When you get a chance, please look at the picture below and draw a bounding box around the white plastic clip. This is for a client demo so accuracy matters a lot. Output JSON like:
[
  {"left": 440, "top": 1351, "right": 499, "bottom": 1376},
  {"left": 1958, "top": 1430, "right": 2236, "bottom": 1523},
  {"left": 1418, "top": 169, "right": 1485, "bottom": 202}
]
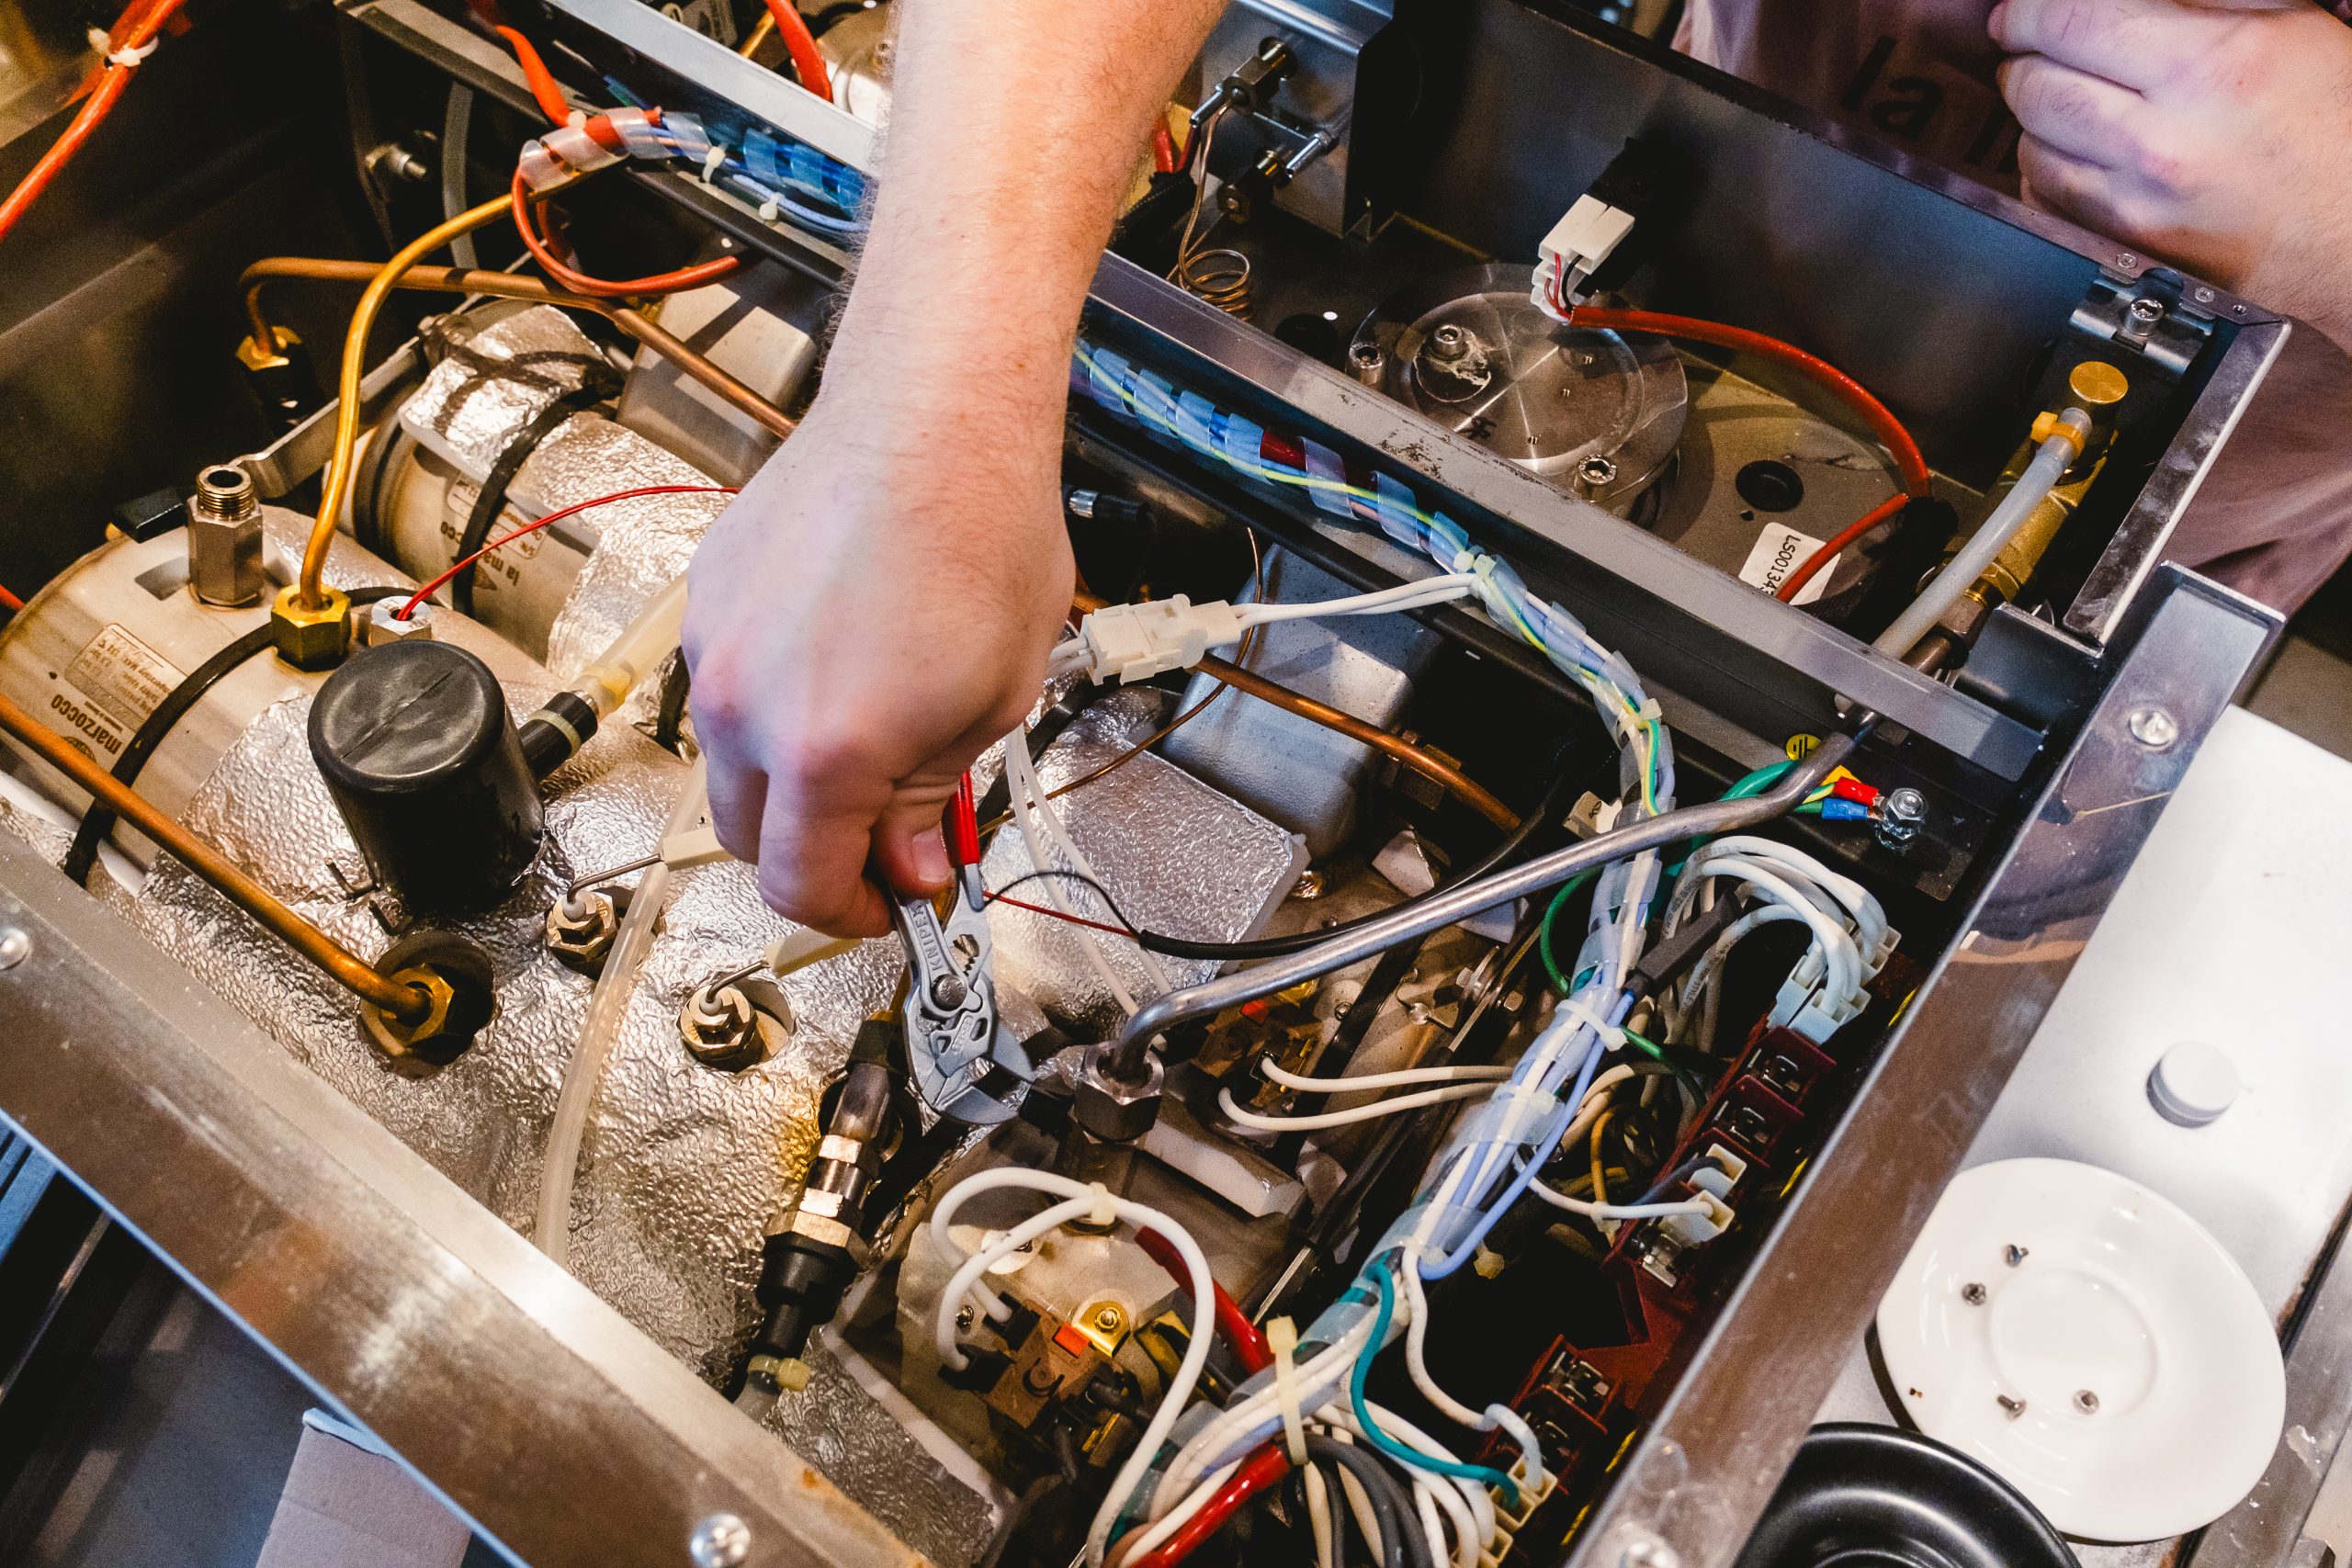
[
  {"left": 1085, "top": 1182, "right": 1116, "bottom": 1229},
  {"left": 701, "top": 144, "right": 727, "bottom": 184},
  {"left": 1267, "top": 1317, "right": 1308, "bottom": 1465},
  {"left": 1553, "top": 998, "right": 1625, "bottom": 1051},
  {"left": 89, "top": 28, "right": 159, "bottom": 65}
]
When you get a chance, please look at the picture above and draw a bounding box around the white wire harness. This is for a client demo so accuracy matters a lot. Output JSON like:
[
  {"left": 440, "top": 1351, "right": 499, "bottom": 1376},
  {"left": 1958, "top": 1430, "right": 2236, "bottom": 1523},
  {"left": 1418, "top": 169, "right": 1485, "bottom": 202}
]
[
  {"left": 926, "top": 1169, "right": 1216, "bottom": 1568},
  {"left": 1662, "top": 835, "right": 1896, "bottom": 1043},
  {"left": 1069, "top": 575, "right": 1481, "bottom": 686}
]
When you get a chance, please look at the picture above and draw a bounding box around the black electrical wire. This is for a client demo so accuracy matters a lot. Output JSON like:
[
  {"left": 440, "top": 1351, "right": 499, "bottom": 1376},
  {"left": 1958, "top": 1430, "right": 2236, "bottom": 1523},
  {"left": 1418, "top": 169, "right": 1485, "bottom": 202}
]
[
  {"left": 1303, "top": 1434, "right": 1427, "bottom": 1568},
  {"left": 62, "top": 585, "right": 413, "bottom": 886},
  {"left": 450, "top": 381, "right": 613, "bottom": 615}
]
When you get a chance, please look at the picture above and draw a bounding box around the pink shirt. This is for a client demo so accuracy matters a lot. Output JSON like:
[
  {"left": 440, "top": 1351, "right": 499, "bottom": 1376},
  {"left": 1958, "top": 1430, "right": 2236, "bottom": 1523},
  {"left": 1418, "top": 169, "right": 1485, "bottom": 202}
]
[{"left": 1679, "top": 0, "right": 2352, "bottom": 614}]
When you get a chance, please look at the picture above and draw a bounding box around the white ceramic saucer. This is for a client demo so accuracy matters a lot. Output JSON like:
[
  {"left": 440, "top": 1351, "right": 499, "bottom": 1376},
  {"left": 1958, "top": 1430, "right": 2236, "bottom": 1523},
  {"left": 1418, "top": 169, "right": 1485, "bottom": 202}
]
[{"left": 1876, "top": 1156, "right": 2283, "bottom": 1541}]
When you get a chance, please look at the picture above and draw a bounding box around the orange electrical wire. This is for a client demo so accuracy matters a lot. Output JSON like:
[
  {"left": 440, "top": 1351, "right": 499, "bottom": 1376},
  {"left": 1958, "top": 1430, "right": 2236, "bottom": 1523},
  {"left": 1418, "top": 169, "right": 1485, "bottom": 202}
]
[
  {"left": 510, "top": 169, "right": 742, "bottom": 298},
  {"left": 758, "top": 0, "right": 832, "bottom": 101},
  {"left": 0, "top": 0, "right": 188, "bottom": 248},
  {"left": 0, "top": 581, "right": 23, "bottom": 614},
  {"left": 1771, "top": 492, "right": 1911, "bottom": 604},
  {"left": 492, "top": 24, "right": 572, "bottom": 127}
]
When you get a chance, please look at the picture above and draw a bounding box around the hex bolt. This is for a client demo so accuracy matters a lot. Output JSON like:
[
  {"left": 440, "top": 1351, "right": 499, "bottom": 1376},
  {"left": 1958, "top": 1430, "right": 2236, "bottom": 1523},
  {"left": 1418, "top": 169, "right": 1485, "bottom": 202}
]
[
  {"left": 1997, "top": 1394, "right": 2027, "bottom": 1419},
  {"left": 1293, "top": 869, "right": 1326, "bottom": 900},
  {"left": 2075, "top": 1389, "right": 2100, "bottom": 1415},
  {"left": 363, "top": 597, "right": 435, "bottom": 647},
  {"left": 1874, "top": 786, "right": 1928, "bottom": 849},
  {"left": 679, "top": 985, "right": 763, "bottom": 1069},
  {"left": 687, "top": 1512, "right": 752, "bottom": 1568},
  {"left": 2128, "top": 706, "right": 2179, "bottom": 750},
  {"left": 1429, "top": 323, "right": 1473, "bottom": 363},
  {"left": 1961, "top": 1281, "right": 1987, "bottom": 1305},
  {"left": 2005, "top": 1243, "right": 2030, "bottom": 1267},
  {"left": 0, "top": 927, "right": 29, "bottom": 970}
]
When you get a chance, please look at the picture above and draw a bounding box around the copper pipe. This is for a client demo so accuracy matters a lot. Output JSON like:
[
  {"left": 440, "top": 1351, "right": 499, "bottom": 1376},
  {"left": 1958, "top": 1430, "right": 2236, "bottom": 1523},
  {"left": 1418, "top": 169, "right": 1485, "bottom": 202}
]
[
  {"left": 1193, "top": 652, "right": 1520, "bottom": 830},
  {"left": 238, "top": 259, "right": 797, "bottom": 442},
  {"left": 0, "top": 692, "right": 430, "bottom": 1022}
]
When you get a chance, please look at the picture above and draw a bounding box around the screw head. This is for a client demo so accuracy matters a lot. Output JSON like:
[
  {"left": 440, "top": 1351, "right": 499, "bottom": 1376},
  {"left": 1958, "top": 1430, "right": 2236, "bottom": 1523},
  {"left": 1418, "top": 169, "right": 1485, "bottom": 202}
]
[
  {"left": 688, "top": 1512, "right": 751, "bottom": 1568},
  {"left": 0, "top": 928, "right": 28, "bottom": 971},
  {"left": 2128, "top": 298, "right": 2164, "bottom": 323},
  {"left": 1875, "top": 787, "right": 1928, "bottom": 849},
  {"left": 1349, "top": 340, "right": 1383, "bottom": 367},
  {"left": 1577, "top": 455, "right": 1621, "bottom": 489},
  {"left": 2117, "top": 253, "right": 2138, "bottom": 269},
  {"left": 1092, "top": 1303, "right": 1125, "bottom": 1334},
  {"left": 1430, "top": 323, "right": 1472, "bottom": 360},
  {"left": 1996, "top": 1393, "right": 2028, "bottom": 1419},
  {"left": 1619, "top": 1529, "right": 1680, "bottom": 1568},
  {"left": 1961, "top": 1281, "right": 1987, "bottom": 1305},
  {"left": 2075, "top": 1388, "right": 2100, "bottom": 1414},
  {"left": 955, "top": 1303, "right": 977, "bottom": 1335},
  {"left": 2195, "top": 287, "right": 2217, "bottom": 305},
  {"left": 1292, "top": 869, "right": 1326, "bottom": 900},
  {"left": 2004, "top": 1243, "right": 2030, "bottom": 1267},
  {"left": 2128, "top": 706, "right": 2179, "bottom": 750}
]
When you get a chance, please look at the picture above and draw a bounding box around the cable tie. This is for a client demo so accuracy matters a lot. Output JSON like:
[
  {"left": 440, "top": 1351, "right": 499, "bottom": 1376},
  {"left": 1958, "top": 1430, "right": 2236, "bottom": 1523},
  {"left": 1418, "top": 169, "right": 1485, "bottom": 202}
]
[
  {"left": 701, "top": 143, "right": 727, "bottom": 184},
  {"left": 1267, "top": 1317, "right": 1307, "bottom": 1465},
  {"left": 1554, "top": 998, "right": 1625, "bottom": 1050},
  {"left": 90, "top": 28, "right": 159, "bottom": 65},
  {"left": 1086, "top": 1182, "right": 1116, "bottom": 1229}
]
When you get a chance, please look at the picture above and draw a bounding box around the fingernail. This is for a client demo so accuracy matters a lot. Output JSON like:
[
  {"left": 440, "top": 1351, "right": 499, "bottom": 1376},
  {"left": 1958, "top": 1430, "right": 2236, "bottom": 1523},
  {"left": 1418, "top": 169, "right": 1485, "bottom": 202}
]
[{"left": 911, "top": 828, "right": 951, "bottom": 886}]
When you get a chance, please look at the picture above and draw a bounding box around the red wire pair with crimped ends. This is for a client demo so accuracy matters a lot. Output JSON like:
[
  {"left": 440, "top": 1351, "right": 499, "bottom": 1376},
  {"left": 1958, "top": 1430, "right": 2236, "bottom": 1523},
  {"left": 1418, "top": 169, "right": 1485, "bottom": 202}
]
[
  {"left": 0, "top": 0, "right": 191, "bottom": 248},
  {"left": 394, "top": 484, "right": 737, "bottom": 622},
  {"left": 1562, "top": 302, "right": 1936, "bottom": 605}
]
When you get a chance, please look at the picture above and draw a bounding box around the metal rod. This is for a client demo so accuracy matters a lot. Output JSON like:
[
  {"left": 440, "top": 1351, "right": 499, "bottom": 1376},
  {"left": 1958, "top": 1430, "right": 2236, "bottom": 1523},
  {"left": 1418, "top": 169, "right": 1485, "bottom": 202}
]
[
  {"left": 238, "top": 259, "right": 797, "bottom": 442},
  {"left": 0, "top": 693, "right": 431, "bottom": 1022},
  {"left": 1105, "top": 730, "right": 1860, "bottom": 1078},
  {"left": 567, "top": 852, "right": 662, "bottom": 896}
]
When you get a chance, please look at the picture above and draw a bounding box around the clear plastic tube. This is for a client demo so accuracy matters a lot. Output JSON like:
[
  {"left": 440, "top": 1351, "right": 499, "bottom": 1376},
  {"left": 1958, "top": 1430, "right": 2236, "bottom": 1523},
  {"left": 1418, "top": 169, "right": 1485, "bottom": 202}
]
[
  {"left": 535, "top": 758, "right": 707, "bottom": 1264},
  {"left": 572, "top": 576, "right": 687, "bottom": 719},
  {"left": 1873, "top": 418, "right": 2086, "bottom": 658}
]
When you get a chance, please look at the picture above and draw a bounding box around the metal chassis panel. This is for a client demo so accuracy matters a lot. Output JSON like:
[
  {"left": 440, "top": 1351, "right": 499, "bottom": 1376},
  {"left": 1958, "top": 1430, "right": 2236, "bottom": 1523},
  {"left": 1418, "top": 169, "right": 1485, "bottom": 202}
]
[{"left": 0, "top": 835, "right": 918, "bottom": 1568}]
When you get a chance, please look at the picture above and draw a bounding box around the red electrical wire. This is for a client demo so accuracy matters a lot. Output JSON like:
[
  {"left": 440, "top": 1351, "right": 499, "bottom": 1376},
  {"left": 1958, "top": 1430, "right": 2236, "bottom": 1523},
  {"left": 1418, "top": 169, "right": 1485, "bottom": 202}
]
[
  {"left": 1564, "top": 304, "right": 1933, "bottom": 607},
  {"left": 396, "top": 484, "right": 736, "bottom": 620},
  {"left": 1135, "top": 1228, "right": 1272, "bottom": 1373},
  {"left": 492, "top": 24, "right": 572, "bottom": 126},
  {"left": 1153, "top": 123, "right": 1179, "bottom": 175},
  {"left": 759, "top": 0, "right": 832, "bottom": 101},
  {"left": 1770, "top": 492, "right": 1909, "bottom": 604},
  {"left": 511, "top": 169, "right": 743, "bottom": 298},
  {"left": 0, "top": 0, "right": 188, "bottom": 248},
  {"left": 0, "top": 582, "right": 23, "bottom": 615},
  {"left": 985, "top": 892, "right": 1132, "bottom": 938},
  {"left": 1567, "top": 305, "right": 1931, "bottom": 497},
  {"left": 1121, "top": 1441, "right": 1292, "bottom": 1568}
]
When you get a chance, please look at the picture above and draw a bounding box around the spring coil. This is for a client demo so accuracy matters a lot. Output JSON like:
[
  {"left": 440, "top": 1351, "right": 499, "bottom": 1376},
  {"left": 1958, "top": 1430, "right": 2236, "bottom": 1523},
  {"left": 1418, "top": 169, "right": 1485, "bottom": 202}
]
[{"left": 1174, "top": 248, "right": 1254, "bottom": 321}]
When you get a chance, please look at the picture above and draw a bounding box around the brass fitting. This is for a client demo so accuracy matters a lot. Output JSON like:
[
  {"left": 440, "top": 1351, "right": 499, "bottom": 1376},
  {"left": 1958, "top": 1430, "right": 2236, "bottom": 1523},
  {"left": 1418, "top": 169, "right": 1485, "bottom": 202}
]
[
  {"left": 234, "top": 323, "right": 301, "bottom": 374},
  {"left": 271, "top": 582, "right": 352, "bottom": 671},
  {"left": 188, "top": 464, "right": 265, "bottom": 608},
  {"left": 359, "top": 966, "right": 463, "bottom": 1076}
]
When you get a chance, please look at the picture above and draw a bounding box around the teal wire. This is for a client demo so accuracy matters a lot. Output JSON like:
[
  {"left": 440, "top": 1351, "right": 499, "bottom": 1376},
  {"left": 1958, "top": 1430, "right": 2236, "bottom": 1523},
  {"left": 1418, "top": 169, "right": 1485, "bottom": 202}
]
[{"left": 1349, "top": 1258, "right": 1522, "bottom": 1508}]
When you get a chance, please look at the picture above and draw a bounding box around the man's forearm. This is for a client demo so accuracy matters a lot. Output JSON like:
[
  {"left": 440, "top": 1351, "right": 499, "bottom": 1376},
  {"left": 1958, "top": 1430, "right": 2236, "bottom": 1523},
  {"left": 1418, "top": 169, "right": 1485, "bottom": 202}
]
[{"left": 828, "top": 0, "right": 1227, "bottom": 423}]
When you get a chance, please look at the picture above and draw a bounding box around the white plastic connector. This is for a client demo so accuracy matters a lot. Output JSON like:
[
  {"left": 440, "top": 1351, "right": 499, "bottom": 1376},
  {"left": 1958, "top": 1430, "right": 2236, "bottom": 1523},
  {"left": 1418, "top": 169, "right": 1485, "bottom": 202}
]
[
  {"left": 1693, "top": 1144, "right": 1748, "bottom": 1201},
  {"left": 1658, "top": 1190, "right": 1735, "bottom": 1247},
  {"left": 1075, "top": 596, "right": 1247, "bottom": 684},
  {"left": 1492, "top": 1458, "right": 1556, "bottom": 1529},
  {"left": 1533, "top": 196, "right": 1636, "bottom": 322},
  {"left": 660, "top": 824, "right": 730, "bottom": 871}
]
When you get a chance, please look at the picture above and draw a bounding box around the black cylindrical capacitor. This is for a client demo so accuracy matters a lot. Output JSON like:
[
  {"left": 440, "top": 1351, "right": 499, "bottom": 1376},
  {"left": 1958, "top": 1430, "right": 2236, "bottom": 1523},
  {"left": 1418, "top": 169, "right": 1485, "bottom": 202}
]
[{"left": 308, "top": 640, "right": 544, "bottom": 914}]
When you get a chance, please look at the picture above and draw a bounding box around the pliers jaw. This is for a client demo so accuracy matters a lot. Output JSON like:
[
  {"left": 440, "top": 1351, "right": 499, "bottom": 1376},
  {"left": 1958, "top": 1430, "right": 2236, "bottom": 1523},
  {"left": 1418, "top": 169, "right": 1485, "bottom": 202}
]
[{"left": 894, "top": 773, "right": 1034, "bottom": 1125}]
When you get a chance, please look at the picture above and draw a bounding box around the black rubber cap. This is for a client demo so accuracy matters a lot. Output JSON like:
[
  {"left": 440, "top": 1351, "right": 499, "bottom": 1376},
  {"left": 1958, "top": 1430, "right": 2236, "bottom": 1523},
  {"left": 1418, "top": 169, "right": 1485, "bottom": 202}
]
[
  {"left": 309, "top": 640, "right": 544, "bottom": 914},
  {"left": 1735, "top": 1425, "right": 2077, "bottom": 1568}
]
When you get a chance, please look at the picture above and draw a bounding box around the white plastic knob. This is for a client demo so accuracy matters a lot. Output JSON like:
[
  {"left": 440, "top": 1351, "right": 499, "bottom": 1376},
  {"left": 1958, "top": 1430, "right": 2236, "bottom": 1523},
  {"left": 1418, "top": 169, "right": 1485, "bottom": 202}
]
[{"left": 2148, "top": 1041, "right": 2239, "bottom": 1127}]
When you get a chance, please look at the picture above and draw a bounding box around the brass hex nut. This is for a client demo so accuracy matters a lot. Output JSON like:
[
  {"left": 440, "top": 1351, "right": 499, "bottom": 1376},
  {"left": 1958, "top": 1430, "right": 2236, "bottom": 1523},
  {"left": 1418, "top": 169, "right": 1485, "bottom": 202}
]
[
  {"left": 359, "top": 966, "right": 462, "bottom": 1077},
  {"left": 272, "top": 583, "right": 353, "bottom": 671}
]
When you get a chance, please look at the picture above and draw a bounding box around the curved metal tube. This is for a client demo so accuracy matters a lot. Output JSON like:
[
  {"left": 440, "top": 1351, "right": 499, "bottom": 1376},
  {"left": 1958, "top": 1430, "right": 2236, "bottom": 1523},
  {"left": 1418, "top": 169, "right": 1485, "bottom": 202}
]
[
  {"left": 1105, "top": 730, "right": 1860, "bottom": 1078},
  {"left": 0, "top": 691, "right": 431, "bottom": 1022}
]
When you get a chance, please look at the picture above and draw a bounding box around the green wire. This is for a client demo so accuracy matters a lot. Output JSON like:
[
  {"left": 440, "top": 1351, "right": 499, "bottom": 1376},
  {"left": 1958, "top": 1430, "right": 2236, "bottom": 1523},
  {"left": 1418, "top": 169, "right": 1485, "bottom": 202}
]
[
  {"left": 1350, "top": 1258, "right": 1522, "bottom": 1507},
  {"left": 1537, "top": 871, "right": 1596, "bottom": 996}
]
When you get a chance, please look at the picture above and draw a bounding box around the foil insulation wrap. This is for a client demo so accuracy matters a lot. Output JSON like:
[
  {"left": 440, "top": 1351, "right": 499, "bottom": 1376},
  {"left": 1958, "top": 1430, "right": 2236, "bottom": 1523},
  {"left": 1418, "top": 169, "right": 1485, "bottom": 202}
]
[
  {"left": 983, "top": 690, "right": 1309, "bottom": 1036},
  {"left": 398, "top": 306, "right": 733, "bottom": 719}
]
